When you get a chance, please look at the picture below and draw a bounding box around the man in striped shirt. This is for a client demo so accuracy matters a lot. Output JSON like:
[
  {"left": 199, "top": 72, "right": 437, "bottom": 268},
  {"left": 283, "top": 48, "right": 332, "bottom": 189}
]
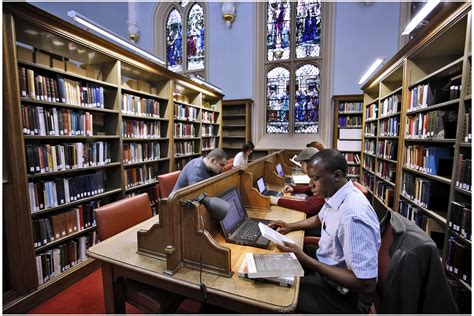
[{"left": 269, "top": 149, "right": 381, "bottom": 313}]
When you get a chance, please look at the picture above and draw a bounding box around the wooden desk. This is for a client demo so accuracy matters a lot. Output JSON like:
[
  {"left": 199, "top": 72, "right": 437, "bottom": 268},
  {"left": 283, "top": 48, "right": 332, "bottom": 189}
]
[{"left": 88, "top": 206, "right": 305, "bottom": 313}]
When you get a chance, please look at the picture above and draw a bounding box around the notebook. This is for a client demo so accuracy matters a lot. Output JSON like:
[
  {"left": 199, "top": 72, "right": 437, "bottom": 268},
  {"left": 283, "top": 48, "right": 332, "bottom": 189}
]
[
  {"left": 255, "top": 177, "right": 283, "bottom": 198},
  {"left": 218, "top": 188, "right": 271, "bottom": 249}
]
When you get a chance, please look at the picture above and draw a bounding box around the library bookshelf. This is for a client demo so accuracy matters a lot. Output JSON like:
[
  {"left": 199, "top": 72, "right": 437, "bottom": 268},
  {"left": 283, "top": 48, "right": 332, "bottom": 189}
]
[
  {"left": 2, "top": 3, "right": 222, "bottom": 312},
  {"left": 221, "top": 99, "right": 253, "bottom": 159},
  {"left": 360, "top": 3, "right": 471, "bottom": 312},
  {"left": 332, "top": 95, "right": 363, "bottom": 182}
]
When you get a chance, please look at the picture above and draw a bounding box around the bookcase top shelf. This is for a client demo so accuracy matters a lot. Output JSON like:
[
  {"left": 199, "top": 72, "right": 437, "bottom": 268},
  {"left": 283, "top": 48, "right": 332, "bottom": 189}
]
[{"left": 380, "top": 86, "right": 403, "bottom": 100}]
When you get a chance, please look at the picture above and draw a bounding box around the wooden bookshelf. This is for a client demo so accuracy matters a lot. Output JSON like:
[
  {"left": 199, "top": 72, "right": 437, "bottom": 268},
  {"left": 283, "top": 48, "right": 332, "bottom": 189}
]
[
  {"left": 360, "top": 3, "right": 472, "bottom": 310},
  {"left": 332, "top": 94, "right": 363, "bottom": 181},
  {"left": 2, "top": 3, "right": 223, "bottom": 311},
  {"left": 221, "top": 99, "right": 253, "bottom": 158}
]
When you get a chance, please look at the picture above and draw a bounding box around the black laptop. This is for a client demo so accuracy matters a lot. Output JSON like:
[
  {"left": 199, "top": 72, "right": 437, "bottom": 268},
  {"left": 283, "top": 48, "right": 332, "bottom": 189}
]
[
  {"left": 256, "top": 177, "right": 283, "bottom": 198},
  {"left": 218, "top": 188, "right": 270, "bottom": 249}
]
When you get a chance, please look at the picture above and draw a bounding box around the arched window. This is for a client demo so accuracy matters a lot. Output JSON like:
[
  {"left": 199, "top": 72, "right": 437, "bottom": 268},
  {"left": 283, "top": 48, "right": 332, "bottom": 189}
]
[
  {"left": 266, "top": 0, "right": 322, "bottom": 135},
  {"left": 158, "top": 2, "right": 207, "bottom": 79}
]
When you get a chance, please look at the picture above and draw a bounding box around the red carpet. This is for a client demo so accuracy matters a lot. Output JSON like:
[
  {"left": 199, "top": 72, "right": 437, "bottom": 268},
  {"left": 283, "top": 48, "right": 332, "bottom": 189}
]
[{"left": 28, "top": 269, "right": 143, "bottom": 314}]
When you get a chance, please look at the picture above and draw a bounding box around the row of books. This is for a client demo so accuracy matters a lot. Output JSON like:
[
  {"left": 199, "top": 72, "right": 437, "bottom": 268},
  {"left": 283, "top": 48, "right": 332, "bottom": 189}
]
[
  {"left": 25, "top": 142, "right": 112, "bottom": 175},
  {"left": 449, "top": 201, "right": 471, "bottom": 240},
  {"left": 402, "top": 173, "right": 448, "bottom": 211},
  {"left": 33, "top": 202, "right": 98, "bottom": 247},
  {"left": 174, "top": 103, "right": 199, "bottom": 121},
  {"left": 121, "top": 94, "right": 161, "bottom": 118},
  {"left": 364, "top": 122, "right": 377, "bottom": 136},
  {"left": 338, "top": 101, "right": 362, "bottom": 112},
  {"left": 454, "top": 155, "right": 471, "bottom": 191},
  {"left": 123, "top": 166, "right": 157, "bottom": 189},
  {"left": 376, "top": 182, "right": 394, "bottom": 207},
  {"left": 344, "top": 153, "right": 360, "bottom": 164},
  {"left": 399, "top": 200, "right": 427, "bottom": 229},
  {"left": 364, "top": 155, "right": 375, "bottom": 171},
  {"left": 362, "top": 172, "right": 375, "bottom": 192},
  {"left": 338, "top": 116, "right": 362, "bottom": 127},
  {"left": 445, "top": 236, "right": 471, "bottom": 284},
  {"left": 122, "top": 119, "right": 161, "bottom": 139},
  {"left": 462, "top": 109, "right": 471, "bottom": 142},
  {"left": 347, "top": 166, "right": 358, "bottom": 176},
  {"left": 379, "top": 117, "right": 399, "bottom": 137},
  {"left": 174, "top": 141, "right": 196, "bottom": 156},
  {"left": 202, "top": 124, "right": 217, "bottom": 137},
  {"left": 404, "top": 145, "right": 452, "bottom": 177},
  {"left": 123, "top": 142, "right": 161, "bottom": 164},
  {"left": 22, "top": 105, "right": 94, "bottom": 137},
  {"left": 380, "top": 94, "right": 401, "bottom": 117},
  {"left": 36, "top": 232, "right": 97, "bottom": 285},
  {"left": 174, "top": 122, "right": 197, "bottom": 138},
  {"left": 376, "top": 161, "right": 396, "bottom": 183},
  {"left": 365, "top": 103, "right": 378, "bottom": 120},
  {"left": 377, "top": 140, "right": 397, "bottom": 160},
  {"left": 19, "top": 67, "right": 105, "bottom": 108},
  {"left": 175, "top": 156, "right": 193, "bottom": 170},
  {"left": 364, "top": 139, "right": 376, "bottom": 155},
  {"left": 407, "top": 83, "right": 461, "bottom": 112},
  {"left": 202, "top": 138, "right": 216, "bottom": 151},
  {"left": 405, "top": 110, "right": 457, "bottom": 140},
  {"left": 201, "top": 110, "right": 217, "bottom": 123},
  {"left": 28, "top": 171, "right": 106, "bottom": 213}
]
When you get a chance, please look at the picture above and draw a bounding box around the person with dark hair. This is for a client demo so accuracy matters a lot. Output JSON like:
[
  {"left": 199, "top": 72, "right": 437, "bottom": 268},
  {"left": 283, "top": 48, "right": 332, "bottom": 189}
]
[
  {"left": 233, "top": 142, "right": 255, "bottom": 167},
  {"left": 172, "top": 148, "right": 227, "bottom": 192},
  {"left": 269, "top": 147, "right": 324, "bottom": 216},
  {"left": 306, "top": 141, "right": 325, "bottom": 151},
  {"left": 269, "top": 149, "right": 380, "bottom": 313}
]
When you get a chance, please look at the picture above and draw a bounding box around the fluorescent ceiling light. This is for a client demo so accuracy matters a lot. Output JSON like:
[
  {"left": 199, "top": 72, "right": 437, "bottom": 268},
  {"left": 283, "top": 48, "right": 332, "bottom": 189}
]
[
  {"left": 358, "top": 58, "right": 384, "bottom": 85},
  {"left": 189, "top": 75, "right": 223, "bottom": 93},
  {"left": 68, "top": 10, "right": 165, "bottom": 65},
  {"left": 402, "top": 0, "right": 440, "bottom": 35}
]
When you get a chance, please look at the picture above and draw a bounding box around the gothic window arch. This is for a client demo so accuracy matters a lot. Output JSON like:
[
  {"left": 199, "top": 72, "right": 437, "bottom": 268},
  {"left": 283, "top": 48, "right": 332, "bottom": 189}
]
[{"left": 160, "top": 2, "right": 207, "bottom": 79}]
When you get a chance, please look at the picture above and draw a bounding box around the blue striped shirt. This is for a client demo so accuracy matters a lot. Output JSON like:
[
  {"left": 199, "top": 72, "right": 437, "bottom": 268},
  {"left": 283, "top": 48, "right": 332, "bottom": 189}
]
[{"left": 316, "top": 180, "right": 381, "bottom": 279}]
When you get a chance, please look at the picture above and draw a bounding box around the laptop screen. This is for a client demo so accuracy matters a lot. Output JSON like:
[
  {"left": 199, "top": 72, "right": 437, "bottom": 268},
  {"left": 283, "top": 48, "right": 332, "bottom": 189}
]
[
  {"left": 256, "top": 177, "right": 266, "bottom": 194},
  {"left": 276, "top": 163, "right": 284, "bottom": 177},
  {"left": 219, "top": 188, "right": 247, "bottom": 236}
]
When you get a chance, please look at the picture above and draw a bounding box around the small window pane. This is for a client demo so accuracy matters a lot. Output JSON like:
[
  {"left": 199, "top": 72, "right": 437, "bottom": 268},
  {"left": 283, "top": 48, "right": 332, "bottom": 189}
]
[
  {"left": 296, "top": 0, "right": 321, "bottom": 58},
  {"left": 294, "top": 64, "right": 319, "bottom": 134},
  {"left": 187, "top": 4, "right": 205, "bottom": 70},
  {"left": 166, "top": 9, "right": 183, "bottom": 72},
  {"left": 267, "top": 0, "right": 291, "bottom": 61},
  {"left": 266, "top": 67, "right": 290, "bottom": 134}
]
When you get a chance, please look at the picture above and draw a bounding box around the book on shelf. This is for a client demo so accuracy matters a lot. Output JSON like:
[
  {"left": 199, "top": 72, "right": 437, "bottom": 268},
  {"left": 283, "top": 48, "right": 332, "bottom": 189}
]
[
  {"left": 237, "top": 255, "right": 295, "bottom": 287},
  {"left": 240, "top": 252, "right": 304, "bottom": 279},
  {"left": 339, "top": 128, "right": 362, "bottom": 139}
]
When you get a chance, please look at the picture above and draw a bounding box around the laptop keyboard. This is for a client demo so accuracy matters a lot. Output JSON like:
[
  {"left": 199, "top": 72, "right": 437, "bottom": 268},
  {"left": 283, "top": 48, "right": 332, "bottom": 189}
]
[{"left": 238, "top": 221, "right": 260, "bottom": 240}]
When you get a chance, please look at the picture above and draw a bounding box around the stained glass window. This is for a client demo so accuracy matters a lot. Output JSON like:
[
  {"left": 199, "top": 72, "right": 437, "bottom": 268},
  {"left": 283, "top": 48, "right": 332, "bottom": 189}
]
[
  {"left": 294, "top": 64, "right": 319, "bottom": 134},
  {"left": 166, "top": 9, "right": 183, "bottom": 72},
  {"left": 267, "top": 0, "right": 291, "bottom": 61},
  {"left": 266, "top": 67, "right": 290, "bottom": 134},
  {"left": 295, "top": 0, "right": 321, "bottom": 58},
  {"left": 187, "top": 4, "right": 205, "bottom": 70}
]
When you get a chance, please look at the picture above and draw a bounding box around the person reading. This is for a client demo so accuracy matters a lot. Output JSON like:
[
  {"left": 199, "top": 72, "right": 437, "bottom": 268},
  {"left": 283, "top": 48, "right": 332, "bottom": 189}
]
[{"left": 269, "top": 149, "right": 381, "bottom": 313}]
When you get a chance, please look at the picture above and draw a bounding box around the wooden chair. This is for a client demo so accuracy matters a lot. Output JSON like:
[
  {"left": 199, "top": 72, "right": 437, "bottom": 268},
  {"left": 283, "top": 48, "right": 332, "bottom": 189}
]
[
  {"left": 94, "top": 193, "right": 184, "bottom": 313},
  {"left": 157, "top": 170, "right": 181, "bottom": 199}
]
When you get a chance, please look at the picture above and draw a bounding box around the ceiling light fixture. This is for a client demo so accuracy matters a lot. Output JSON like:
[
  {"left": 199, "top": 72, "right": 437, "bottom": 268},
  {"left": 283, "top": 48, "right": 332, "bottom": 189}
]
[
  {"left": 401, "top": 0, "right": 440, "bottom": 35},
  {"left": 358, "top": 58, "right": 384, "bottom": 85}
]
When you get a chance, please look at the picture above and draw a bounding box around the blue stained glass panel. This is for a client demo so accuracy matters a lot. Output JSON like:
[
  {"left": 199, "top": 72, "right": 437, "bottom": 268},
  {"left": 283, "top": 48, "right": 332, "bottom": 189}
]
[
  {"left": 294, "top": 64, "right": 319, "bottom": 134},
  {"left": 187, "top": 4, "right": 205, "bottom": 70},
  {"left": 267, "top": 0, "right": 291, "bottom": 61},
  {"left": 296, "top": 0, "right": 321, "bottom": 58},
  {"left": 166, "top": 9, "right": 183, "bottom": 72},
  {"left": 266, "top": 67, "right": 290, "bottom": 134}
]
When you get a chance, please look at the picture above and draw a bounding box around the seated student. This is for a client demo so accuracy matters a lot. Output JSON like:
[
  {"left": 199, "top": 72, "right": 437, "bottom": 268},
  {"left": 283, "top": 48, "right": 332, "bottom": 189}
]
[
  {"left": 269, "top": 149, "right": 381, "bottom": 313},
  {"left": 306, "top": 141, "right": 325, "bottom": 151},
  {"left": 172, "top": 148, "right": 227, "bottom": 192},
  {"left": 233, "top": 142, "right": 254, "bottom": 167},
  {"left": 269, "top": 147, "right": 324, "bottom": 216}
]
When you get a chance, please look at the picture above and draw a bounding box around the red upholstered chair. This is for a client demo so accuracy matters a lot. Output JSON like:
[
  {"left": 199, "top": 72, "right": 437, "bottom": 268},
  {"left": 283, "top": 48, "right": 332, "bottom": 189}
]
[
  {"left": 94, "top": 193, "right": 183, "bottom": 313},
  {"left": 226, "top": 158, "right": 234, "bottom": 165},
  {"left": 157, "top": 170, "right": 180, "bottom": 199},
  {"left": 223, "top": 162, "right": 233, "bottom": 172}
]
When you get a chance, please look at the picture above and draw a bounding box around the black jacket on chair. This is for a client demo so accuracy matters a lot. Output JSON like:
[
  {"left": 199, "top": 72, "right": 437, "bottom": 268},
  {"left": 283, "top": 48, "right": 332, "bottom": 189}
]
[{"left": 378, "top": 211, "right": 457, "bottom": 313}]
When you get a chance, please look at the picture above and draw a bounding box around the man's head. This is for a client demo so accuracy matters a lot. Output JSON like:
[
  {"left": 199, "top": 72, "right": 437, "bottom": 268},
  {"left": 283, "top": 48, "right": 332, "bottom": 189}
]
[
  {"left": 294, "top": 147, "right": 318, "bottom": 173},
  {"left": 204, "top": 148, "right": 227, "bottom": 174},
  {"left": 307, "top": 149, "right": 348, "bottom": 198}
]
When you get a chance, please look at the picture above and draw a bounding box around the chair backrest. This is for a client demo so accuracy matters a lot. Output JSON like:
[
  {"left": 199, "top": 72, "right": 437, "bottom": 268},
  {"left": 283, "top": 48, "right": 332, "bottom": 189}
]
[
  {"left": 94, "top": 193, "right": 152, "bottom": 241},
  {"left": 352, "top": 181, "right": 369, "bottom": 197},
  {"left": 226, "top": 158, "right": 234, "bottom": 165},
  {"left": 158, "top": 170, "right": 181, "bottom": 199},
  {"left": 223, "top": 162, "right": 233, "bottom": 172},
  {"left": 377, "top": 220, "right": 394, "bottom": 291}
]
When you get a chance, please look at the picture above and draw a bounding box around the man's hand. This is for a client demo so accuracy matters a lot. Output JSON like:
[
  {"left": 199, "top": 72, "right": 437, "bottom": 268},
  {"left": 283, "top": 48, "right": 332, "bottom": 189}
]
[
  {"left": 269, "top": 196, "right": 280, "bottom": 205},
  {"left": 268, "top": 220, "right": 293, "bottom": 234},
  {"left": 276, "top": 241, "right": 305, "bottom": 257},
  {"left": 283, "top": 185, "right": 293, "bottom": 193}
]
